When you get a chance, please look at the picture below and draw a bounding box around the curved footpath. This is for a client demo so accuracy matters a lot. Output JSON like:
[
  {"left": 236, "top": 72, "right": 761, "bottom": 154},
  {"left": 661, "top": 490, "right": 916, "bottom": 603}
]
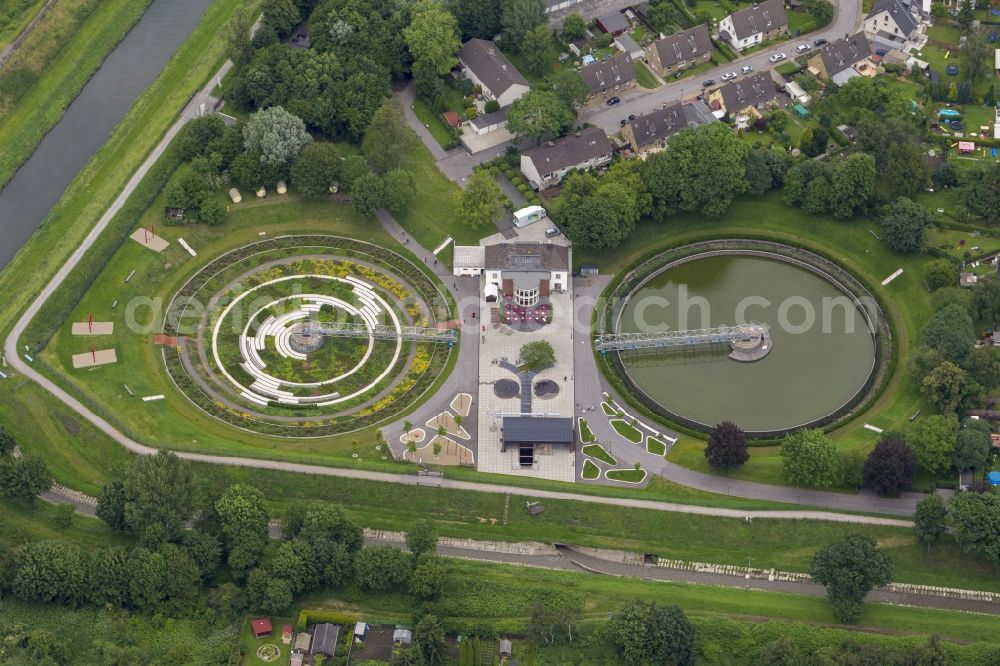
[{"left": 5, "top": 1, "right": 923, "bottom": 527}]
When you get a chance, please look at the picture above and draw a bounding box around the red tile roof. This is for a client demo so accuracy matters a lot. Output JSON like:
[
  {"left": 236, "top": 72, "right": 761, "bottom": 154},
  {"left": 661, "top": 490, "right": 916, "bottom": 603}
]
[
  {"left": 251, "top": 618, "right": 273, "bottom": 637},
  {"left": 442, "top": 111, "right": 460, "bottom": 128}
]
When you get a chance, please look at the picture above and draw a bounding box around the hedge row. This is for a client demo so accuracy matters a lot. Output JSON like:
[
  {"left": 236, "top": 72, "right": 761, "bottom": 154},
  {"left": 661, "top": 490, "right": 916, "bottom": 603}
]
[
  {"left": 295, "top": 610, "right": 358, "bottom": 633},
  {"left": 22, "top": 125, "right": 188, "bottom": 351},
  {"left": 711, "top": 37, "right": 738, "bottom": 62}
]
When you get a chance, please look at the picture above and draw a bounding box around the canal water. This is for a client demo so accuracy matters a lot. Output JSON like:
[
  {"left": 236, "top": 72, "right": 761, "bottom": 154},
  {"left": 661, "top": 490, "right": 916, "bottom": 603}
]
[
  {"left": 617, "top": 254, "right": 876, "bottom": 432},
  {"left": 0, "top": 0, "right": 214, "bottom": 270}
]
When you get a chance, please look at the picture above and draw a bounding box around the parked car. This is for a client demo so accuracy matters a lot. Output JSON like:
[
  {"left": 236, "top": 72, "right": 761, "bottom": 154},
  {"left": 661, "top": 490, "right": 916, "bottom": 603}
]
[
  {"left": 702, "top": 78, "right": 715, "bottom": 87},
  {"left": 606, "top": 96, "right": 621, "bottom": 106},
  {"left": 544, "top": 227, "right": 561, "bottom": 238},
  {"left": 620, "top": 118, "right": 629, "bottom": 127},
  {"left": 768, "top": 52, "right": 787, "bottom": 63},
  {"left": 628, "top": 114, "right": 637, "bottom": 121},
  {"left": 741, "top": 64, "right": 753, "bottom": 74},
  {"left": 721, "top": 71, "right": 738, "bottom": 81},
  {"left": 813, "top": 38, "right": 828, "bottom": 46},
  {"left": 795, "top": 43, "right": 811, "bottom": 53}
]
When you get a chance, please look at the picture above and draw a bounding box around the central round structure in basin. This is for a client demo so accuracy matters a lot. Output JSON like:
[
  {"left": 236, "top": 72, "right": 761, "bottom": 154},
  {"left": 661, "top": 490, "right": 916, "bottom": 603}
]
[{"left": 615, "top": 252, "right": 877, "bottom": 433}]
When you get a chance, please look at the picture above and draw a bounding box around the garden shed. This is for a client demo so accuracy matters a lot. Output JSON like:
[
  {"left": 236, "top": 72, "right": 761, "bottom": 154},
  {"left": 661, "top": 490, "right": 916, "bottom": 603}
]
[
  {"left": 311, "top": 623, "right": 339, "bottom": 658},
  {"left": 251, "top": 618, "right": 272, "bottom": 639}
]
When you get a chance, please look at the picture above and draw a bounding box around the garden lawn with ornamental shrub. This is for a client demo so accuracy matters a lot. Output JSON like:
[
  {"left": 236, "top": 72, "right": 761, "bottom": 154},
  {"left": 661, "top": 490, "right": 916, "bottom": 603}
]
[
  {"left": 582, "top": 443, "right": 617, "bottom": 466},
  {"left": 611, "top": 419, "right": 644, "bottom": 443}
]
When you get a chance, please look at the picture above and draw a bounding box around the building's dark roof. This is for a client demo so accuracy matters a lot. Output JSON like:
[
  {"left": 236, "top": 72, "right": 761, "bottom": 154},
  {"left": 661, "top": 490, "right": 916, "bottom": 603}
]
[
  {"left": 718, "top": 72, "right": 780, "bottom": 113},
  {"left": 579, "top": 52, "right": 636, "bottom": 93},
  {"left": 522, "top": 127, "right": 613, "bottom": 175},
  {"left": 458, "top": 39, "right": 529, "bottom": 97},
  {"left": 502, "top": 416, "right": 575, "bottom": 444},
  {"left": 818, "top": 32, "right": 872, "bottom": 76},
  {"left": 649, "top": 25, "right": 712, "bottom": 68},
  {"left": 627, "top": 100, "right": 715, "bottom": 148},
  {"left": 596, "top": 10, "right": 629, "bottom": 33},
  {"left": 310, "top": 623, "right": 339, "bottom": 657},
  {"left": 471, "top": 106, "right": 509, "bottom": 128},
  {"left": 867, "top": 0, "right": 919, "bottom": 36},
  {"left": 726, "top": 0, "right": 787, "bottom": 40},
  {"left": 485, "top": 242, "right": 570, "bottom": 272}
]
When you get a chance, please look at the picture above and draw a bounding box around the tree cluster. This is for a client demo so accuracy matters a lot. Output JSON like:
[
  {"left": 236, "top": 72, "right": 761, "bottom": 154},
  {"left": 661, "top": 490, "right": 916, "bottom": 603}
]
[
  {"left": 810, "top": 533, "right": 894, "bottom": 622},
  {"left": 610, "top": 600, "right": 695, "bottom": 666},
  {"left": 0, "top": 424, "right": 52, "bottom": 503},
  {"left": 779, "top": 429, "right": 839, "bottom": 488}
]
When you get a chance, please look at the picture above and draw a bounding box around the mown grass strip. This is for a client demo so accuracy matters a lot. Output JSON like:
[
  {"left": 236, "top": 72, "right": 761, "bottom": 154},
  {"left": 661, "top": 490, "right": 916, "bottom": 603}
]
[{"left": 582, "top": 443, "right": 616, "bottom": 466}]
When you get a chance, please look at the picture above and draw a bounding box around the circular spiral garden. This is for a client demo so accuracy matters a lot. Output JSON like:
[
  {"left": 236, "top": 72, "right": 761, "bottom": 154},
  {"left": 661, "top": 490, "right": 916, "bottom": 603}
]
[{"left": 162, "top": 236, "right": 454, "bottom": 437}]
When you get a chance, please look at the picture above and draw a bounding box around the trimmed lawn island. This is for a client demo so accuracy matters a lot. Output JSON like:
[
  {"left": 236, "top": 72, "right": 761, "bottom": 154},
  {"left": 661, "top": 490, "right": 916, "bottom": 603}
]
[
  {"left": 582, "top": 443, "right": 617, "bottom": 466},
  {"left": 582, "top": 458, "right": 601, "bottom": 480},
  {"left": 646, "top": 436, "right": 667, "bottom": 456},
  {"left": 577, "top": 417, "right": 596, "bottom": 443},
  {"left": 610, "top": 418, "right": 643, "bottom": 443},
  {"left": 606, "top": 466, "right": 647, "bottom": 484},
  {"left": 601, "top": 401, "right": 618, "bottom": 416}
]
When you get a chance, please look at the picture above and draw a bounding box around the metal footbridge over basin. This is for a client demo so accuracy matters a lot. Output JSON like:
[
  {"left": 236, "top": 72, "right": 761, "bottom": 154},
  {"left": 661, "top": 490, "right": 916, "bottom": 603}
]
[
  {"left": 594, "top": 323, "right": 770, "bottom": 361},
  {"left": 300, "top": 322, "right": 457, "bottom": 345}
]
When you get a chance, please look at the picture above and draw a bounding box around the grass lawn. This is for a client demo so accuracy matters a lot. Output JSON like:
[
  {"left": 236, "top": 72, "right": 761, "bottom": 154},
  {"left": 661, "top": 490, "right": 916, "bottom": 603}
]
[
  {"left": 238, "top": 618, "right": 295, "bottom": 666},
  {"left": 601, "top": 401, "right": 618, "bottom": 416},
  {"left": 646, "top": 436, "right": 667, "bottom": 456},
  {"left": 582, "top": 443, "right": 617, "bottom": 465},
  {"left": 501, "top": 42, "right": 567, "bottom": 87},
  {"left": 0, "top": 0, "right": 45, "bottom": 48},
  {"left": 634, "top": 61, "right": 660, "bottom": 89},
  {"left": 581, "top": 458, "right": 601, "bottom": 479},
  {"left": 0, "top": 0, "right": 154, "bottom": 189},
  {"left": 927, "top": 22, "right": 962, "bottom": 45},
  {"left": 610, "top": 418, "right": 643, "bottom": 443},
  {"left": 786, "top": 10, "right": 816, "bottom": 35},
  {"left": 606, "top": 466, "right": 647, "bottom": 483},
  {"left": 409, "top": 96, "right": 457, "bottom": 150},
  {"left": 578, "top": 417, "right": 596, "bottom": 443}
]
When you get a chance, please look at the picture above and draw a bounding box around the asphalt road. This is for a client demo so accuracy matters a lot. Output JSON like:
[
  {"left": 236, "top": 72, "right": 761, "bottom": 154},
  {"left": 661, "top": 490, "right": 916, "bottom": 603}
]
[{"left": 582, "top": 0, "right": 865, "bottom": 134}]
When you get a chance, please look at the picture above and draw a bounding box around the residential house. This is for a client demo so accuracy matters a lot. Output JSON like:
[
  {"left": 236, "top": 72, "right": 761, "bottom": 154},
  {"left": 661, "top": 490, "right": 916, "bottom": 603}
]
[
  {"left": 808, "top": 32, "right": 872, "bottom": 85},
  {"left": 519, "top": 127, "right": 614, "bottom": 190},
  {"left": 709, "top": 72, "right": 782, "bottom": 120},
  {"left": 644, "top": 25, "right": 712, "bottom": 78},
  {"left": 579, "top": 52, "right": 636, "bottom": 99},
  {"left": 863, "top": 0, "right": 921, "bottom": 49},
  {"left": 544, "top": 0, "right": 583, "bottom": 12},
  {"left": 621, "top": 100, "right": 717, "bottom": 156},
  {"left": 596, "top": 11, "right": 630, "bottom": 36},
  {"left": 718, "top": 0, "right": 788, "bottom": 52},
  {"left": 458, "top": 39, "right": 530, "bottom": 108}
]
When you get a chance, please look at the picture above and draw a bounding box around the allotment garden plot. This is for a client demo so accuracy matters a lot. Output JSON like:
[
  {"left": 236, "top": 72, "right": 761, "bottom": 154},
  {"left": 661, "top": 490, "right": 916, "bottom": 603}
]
[{"left": 163, "top": 235, "right": 454, "bottom": 437}]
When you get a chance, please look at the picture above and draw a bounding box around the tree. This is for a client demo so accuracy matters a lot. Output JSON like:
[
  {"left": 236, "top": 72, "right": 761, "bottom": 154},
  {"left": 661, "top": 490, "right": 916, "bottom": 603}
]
[
  {"left": 500, "top": 0, "right": 545, "bottom": 47},
  {"left": 547, "top": 69, "right": 589, "bottom": 113},
  {"left": 229, "top": 151, "right": 267, "bottom": 190},
  {"left": 166, "top": 172, "right": 209, "bottom": 211},
  {"left": 291, "top": 142, "right": 342, "bottom": 197},
  {"left": 243, "top": 106, "right": 313, "bottom": 167},
  {"left": 862, "top": 434, "right": 916, "bottom": 497},
  {"left": 410, "top": 552, "right": 445, "bottom": 600},
  {"left": 798, "top": 125, "right": 829, "bottom": 157},
  {"left": 414, "top": 613, "right": 448, "bottom": 665},
  {"left": 921, "top": 361, "right": 972, "bottom": 414},
  {"left": 965, "top": 163, "right": 1000, "bottom": 225},
  {"left": 87, "top": 546, "right": 130, "bottom": 607},
  {"left": 949, "top": 491, "right": 1000, "bottom": 563},
  {"left": 804, "top": 0, "right": 833, "bottom": 26},
  {"left": 381, "top": 169, "right": 417, "bottom": 215},
  {"left": 179, "top": 115, "right": 226, "bottom": 161},
  {"left": 248, "top": 569, "right": 294, "bottom": 613},
  {"left": 159, "top": 542, "right": 202, "bottom": 607},
  {"left": 340, "top": 155, "right": 372, "bottom": 191},
  {"left": 923, "top": 258, "right": 959, "bottom": 291},
  {"left": 779, "top": 429, "right": 839, "bottom": 488},
  {"left": 914, "top": 494, "right": 948, "bottom": 554},
  {"left": 363, "top": 100, "right": 418, "bottom": 174},
  {"left": 705, "top": 421, "right": 749, "bottom": 471},
  {"left": 96, "top": 480, "right": 128, "bottom": 531},
  {"left": 449, "top": 0, "right": 501, "bottom": 40},
  {"left": 809, "top": 534, "right": 894, "bottom": 622},
  {"left": 744, "top": 149, "right": 776, "bottom": 196},
  {"left": 518, "top": 340, "right": 555, "bottom": 370},
  {"left": 216, "top": 484, "right": 269, "bottom": 579},
  {"left": 639, "top": 123, "right": 748, "bottom": 219},
  {"left": 971, "top": 273, "right": 1000, "bottom": 323},
  {"left": 559, "top": 162, "right": 649, "bottom": 249},
  {"left": 270, "top": 540, "right": 319, "bottom": 594},
  {"left": 13, "top": 541, "right": 87, "bottom": 606},
  {"left": 829, "top": 153, "right": 876, "bottom": 219},
  {"left": 200, "top": 198, "right": 228, "bottom": 226},
  {"left": 179, "top": 529, "right": 222, "bottom": 580},
  {"left": 506, "top": 90, "right": 573, "bottom": 142},
  {"left": 406, "top": 519, "right": 438, "bottom": 559},
  {"left": 882, "top": 141, "right": 930, "bottom": 199},
  {"left": 957, "top": 0, "right": 975, "bottom": 28},
  {"left": 355, "top": 546, "right": 412, "bottom": 591},
  {"left": 610, "top": 600, "right": 694, "bottom": 666},
  {"left": 351, "top": 173, "right": 386, "bottom": 217},
  {"left": 921, "top": 303, "right": 974, "bottom": 364},
  {"left": 405, "top": 0, "right": 461, "bottom": 76},
  {"left": 880, "top": 197, "right": 932, "bottom": 253},
  {"left": 521, "top": 25, "right": 552, "bottom": 76},
  {"left": 191, "top": 152, "right": 224, "bottom": 190},
  {"left": 960, "top": 26, "right": 991, "bottom": 86},
  {"left": 262, "top": 0, "right": 301, "bottom": 37},
  {"left": 0, "top": 453, "right": 51, "bottom": 502},
  {"left": 122, "top": 450, "right": 194, "bottom": 542},
  {"left": 224, "top": 6, "right": 255, "bottom": 67},
  {"left": 953, "top": 417, "right": 992, "bottom": 472},
  {"left": 906, "top": 414, "right": 959, "bottom": 475},
  {"left": 456, "top": 168, "right": 507, "bottom": 228},
  {"left": 962, "top": 345, "right": 1000, "bottom": 390},
  {"left": 126, "top": 547, "right": 168, "bottom": 609},
  {"left": 561, "top": 13, "right": 587, "bottom": 40}
]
